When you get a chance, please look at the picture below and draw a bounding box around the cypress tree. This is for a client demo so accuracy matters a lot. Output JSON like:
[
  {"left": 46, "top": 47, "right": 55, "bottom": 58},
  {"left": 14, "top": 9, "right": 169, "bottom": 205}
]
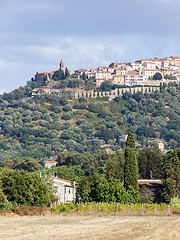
[
  {"left": 65, "top": 67, "right": 70, "bottom": 78},
  {"left": 124, "top": 132, "right": 139, "bottom": 191},
  {"left": 162, "top": 149, "right": 180, "bottom": 202},
  {"left": 58, "top": 69, "right": 65, "bottom": 80}
]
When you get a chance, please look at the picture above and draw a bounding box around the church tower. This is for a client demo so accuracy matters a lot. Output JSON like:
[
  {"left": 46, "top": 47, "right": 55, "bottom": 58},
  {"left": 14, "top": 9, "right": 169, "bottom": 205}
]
[{"left": 60, "top": 60, "right": 64, "bottom": 71}]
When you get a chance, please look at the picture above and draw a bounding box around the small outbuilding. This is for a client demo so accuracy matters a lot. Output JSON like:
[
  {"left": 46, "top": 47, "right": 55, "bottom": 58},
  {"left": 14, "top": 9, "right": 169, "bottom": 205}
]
[{"left": 138, "top": 179, "right": 163, "bottom": 203}]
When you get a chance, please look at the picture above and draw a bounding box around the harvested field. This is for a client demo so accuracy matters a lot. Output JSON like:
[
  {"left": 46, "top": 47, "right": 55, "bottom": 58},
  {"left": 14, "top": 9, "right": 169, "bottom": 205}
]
[{"left": 0, "top": 215, "right": 179, "bottom": 240}]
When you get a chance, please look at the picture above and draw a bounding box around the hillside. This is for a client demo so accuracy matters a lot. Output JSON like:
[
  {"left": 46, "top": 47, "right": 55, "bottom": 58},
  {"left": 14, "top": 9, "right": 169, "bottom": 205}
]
[{"left": 0, "top": 81, "right": 179, "bottom": 166}]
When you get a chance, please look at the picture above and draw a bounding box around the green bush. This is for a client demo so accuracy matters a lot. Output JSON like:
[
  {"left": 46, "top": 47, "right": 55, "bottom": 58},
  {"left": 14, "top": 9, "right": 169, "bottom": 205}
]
[
  {"left": 0, "top": 170, "right": 55, "bottom": 208},
  {"left": 61, "top": 112, "right": 73, "bottom": 120}
]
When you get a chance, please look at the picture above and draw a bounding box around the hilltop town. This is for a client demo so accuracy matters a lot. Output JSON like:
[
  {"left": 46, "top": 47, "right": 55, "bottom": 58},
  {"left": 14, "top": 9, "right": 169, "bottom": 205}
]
[{"left": 34, "top": 56, "right": 180, "bottom": 90}]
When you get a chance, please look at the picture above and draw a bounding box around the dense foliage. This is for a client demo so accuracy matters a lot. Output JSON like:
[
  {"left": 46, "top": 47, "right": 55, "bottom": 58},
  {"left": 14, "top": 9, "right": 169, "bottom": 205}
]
[
  {"left": 0, "top": 81, "right": 179, "bottom": 205},
  {"left": 0, "top": 83, "right": 179, "bottom": 165},
  {"left": 0, "top": 169, "right": 55, "bottom": 208}
]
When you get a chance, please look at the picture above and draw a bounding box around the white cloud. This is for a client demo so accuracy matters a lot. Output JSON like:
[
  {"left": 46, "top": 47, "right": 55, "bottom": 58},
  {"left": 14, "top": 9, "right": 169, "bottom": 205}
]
[
  {"left": 27, "top": 37, "right": 128, "bottom": 70},
  {"left": 0, "top": 36, "right": 129, "bottom": 92}
]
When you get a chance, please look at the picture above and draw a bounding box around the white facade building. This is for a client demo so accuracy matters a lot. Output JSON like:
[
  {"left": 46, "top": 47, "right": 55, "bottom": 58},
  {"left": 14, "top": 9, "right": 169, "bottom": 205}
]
[
  {"left": 143, "top": 61, "right": 156, "bottom": 69},
  {"left": 114, "top": 68, "right": 127, "bottom": 76},
  {"left": 142, "top": 69, "right": 162, "bottom": 80},
  {"left": 125, "top": 73, "right": 144, "bottom": 86},
  {"left": 45, "top": 161, "right": 57, "bottom": 169},
  {"left": 119, "top": 135, "right": 128, "bottom": 141},
  {"left": 95, "top": 71, "right": 112, "bottom": 80},
  {"left": 130, "top": 62, "right": 142, "bottom": 71},
  {"left": 161, "top": 60, "right": 169, "bottom": 69},
  {"left": 53, "top": 177, "right": 77, "bottom": 203}
]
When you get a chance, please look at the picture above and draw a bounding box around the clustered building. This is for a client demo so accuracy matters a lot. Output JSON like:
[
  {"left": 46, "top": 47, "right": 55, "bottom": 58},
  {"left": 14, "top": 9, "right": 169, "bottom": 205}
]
[
  {"left": 35, "top": 56, "right": 180, "bottom": 88},
  {"left": 75, "top": 56, "right": 180, "bottom": 87}
]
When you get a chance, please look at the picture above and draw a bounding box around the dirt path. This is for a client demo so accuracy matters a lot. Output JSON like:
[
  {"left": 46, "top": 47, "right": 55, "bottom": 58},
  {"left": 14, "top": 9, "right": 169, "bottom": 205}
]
[{"left": 0, "top": 215, "right": 179, "bottom": 240}]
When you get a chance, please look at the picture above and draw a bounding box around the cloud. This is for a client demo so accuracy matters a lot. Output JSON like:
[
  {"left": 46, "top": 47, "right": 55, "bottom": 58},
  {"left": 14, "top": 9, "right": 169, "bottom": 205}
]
[
  {"left": 0, "top": 0, "right": 179, "bottom": 37},
  {"left": 24, "top": 37, "right": 128, "bottom": 70},
  {"left": 0, "top": 36, "right": 129, "bottom": 92},
  {"left": 1, "top": 0, "right": 180, "bottom": 93}
]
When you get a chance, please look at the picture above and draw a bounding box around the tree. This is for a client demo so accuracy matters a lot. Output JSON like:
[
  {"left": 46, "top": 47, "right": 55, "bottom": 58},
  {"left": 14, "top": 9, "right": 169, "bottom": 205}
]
[
  {"left": 105, "top": 151, "right": 124, "bottom": 181},
  {"left": 138, "top": 146, "right": 163, "bottom": 179},
  {"left": 61, "top": 112, "right": 73, "bottom": 120},
  {"left": 100, "top": 80, "right": 113, "bottom": 91},
  {"left": 63, "top": 104, "right": 72, "bottom": 112},
  {"left": 82, "top": 72, "right": 87, "bottom": 80},
  {"left": 124, "top": 133, "right": 139, "bottom": 191},
  {"left": 153, "top": 72, "right": 162, "bottom": 80},
  {"left": 162, "top": 149, "right": 180, "bottom": 202},
  {"left": 14, "top": 158, "right": 43, "bottom": 172},
  {"left": 65, "top": 67, "right": 70, "bottom": 78},
  {"left": 0, "top": 170, "right": 54, "bottom": 206},
  {"left": 77, "top": 176, "right": 139, "bottom": 203}
]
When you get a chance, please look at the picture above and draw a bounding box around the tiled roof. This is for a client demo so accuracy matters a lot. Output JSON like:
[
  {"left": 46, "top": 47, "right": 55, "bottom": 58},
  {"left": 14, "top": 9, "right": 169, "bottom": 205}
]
[
  {"left": 143, "top": 68, "right": 161, "bottom": 71},
  {"left": 53, "top": 177, "right": 78, "bottom": 187},
  {"left": 170, "top": 56, "right": 180, "bottom": 59}
]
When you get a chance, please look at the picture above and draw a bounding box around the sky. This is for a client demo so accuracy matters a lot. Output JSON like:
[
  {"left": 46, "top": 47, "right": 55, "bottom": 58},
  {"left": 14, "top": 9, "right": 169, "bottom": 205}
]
[{"left": 0, "top": 0, "right": 180, "bottom": 93}]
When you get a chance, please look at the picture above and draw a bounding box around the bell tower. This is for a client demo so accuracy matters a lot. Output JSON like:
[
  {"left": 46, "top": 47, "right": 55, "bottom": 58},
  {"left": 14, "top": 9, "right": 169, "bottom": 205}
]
[{"left": 60, "top": 60, "right": 64, "bottom": 71}]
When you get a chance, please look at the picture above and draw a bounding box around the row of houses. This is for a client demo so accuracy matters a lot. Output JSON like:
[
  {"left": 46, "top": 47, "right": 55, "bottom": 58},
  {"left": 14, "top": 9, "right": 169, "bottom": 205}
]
[
  {"left": 34, "top": 56, "right": 180, "bottom": 88},
  {"left": 74, "top": 56, "right": 180, "bottom": 87}
]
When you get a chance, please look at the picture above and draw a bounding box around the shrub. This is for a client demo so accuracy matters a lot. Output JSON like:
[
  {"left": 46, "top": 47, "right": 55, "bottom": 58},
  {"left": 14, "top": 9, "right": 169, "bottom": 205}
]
[
  {"left": 63, "top": 104, "right": 72, "bottom": 112},
  {"left": 61, "top": 112, "right": 73, "bottom": 120}
]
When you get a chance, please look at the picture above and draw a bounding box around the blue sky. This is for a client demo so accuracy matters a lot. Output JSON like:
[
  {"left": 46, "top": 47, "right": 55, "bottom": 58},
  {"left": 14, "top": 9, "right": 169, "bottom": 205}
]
[{"left": 0, "top": 0, "right": 180, "bottom": 93}]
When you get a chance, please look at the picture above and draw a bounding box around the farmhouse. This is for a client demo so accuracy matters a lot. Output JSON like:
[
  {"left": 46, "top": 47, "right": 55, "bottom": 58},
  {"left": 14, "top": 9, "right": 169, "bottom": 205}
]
[
  {"left": 119, "top": 135, "right": 128, "bottom": 141},
  {"left": 53, "top": 177, "right": 77, "bottom": 203},
  {"left": 44, "top": 161, "right": 57, "bottom": 169}
]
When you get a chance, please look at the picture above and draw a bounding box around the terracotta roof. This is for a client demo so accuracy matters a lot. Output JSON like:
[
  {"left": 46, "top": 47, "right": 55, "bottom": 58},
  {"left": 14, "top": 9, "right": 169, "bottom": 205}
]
[
  {"left": 96, "top": 71, "right": 111, "bottom": 73},
  {"left": 126, "top": 73, "right": 143, "bottom": 76},
  {"left": 143, "top": 69, "right": 161, "bottom": 71},
  {"left": 75, "top": 69, "right": 88, "bottom": 72},
  {"left": 170, "top": 56, "right": 180, "bottom": 59},
  {"left": 53, "top": 177, "right": 78, "bottom": 187},
  {"left": 45, "top": 161, "right": 57, "bottom": 163},
  {"left": 115, "top": 68, "right": 126, "bottom": 71}
]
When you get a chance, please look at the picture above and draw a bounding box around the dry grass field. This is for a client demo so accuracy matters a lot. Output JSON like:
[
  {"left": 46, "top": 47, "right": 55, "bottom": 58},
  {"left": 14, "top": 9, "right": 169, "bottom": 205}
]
[{"left": 0, "top": 215, "right": 179, "bottom": 240}]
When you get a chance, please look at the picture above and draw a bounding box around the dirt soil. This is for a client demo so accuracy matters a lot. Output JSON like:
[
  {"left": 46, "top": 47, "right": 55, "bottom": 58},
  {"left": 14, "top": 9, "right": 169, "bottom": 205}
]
[{"left": 0, "top": 215, "right": 179, "bottom": 240}]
